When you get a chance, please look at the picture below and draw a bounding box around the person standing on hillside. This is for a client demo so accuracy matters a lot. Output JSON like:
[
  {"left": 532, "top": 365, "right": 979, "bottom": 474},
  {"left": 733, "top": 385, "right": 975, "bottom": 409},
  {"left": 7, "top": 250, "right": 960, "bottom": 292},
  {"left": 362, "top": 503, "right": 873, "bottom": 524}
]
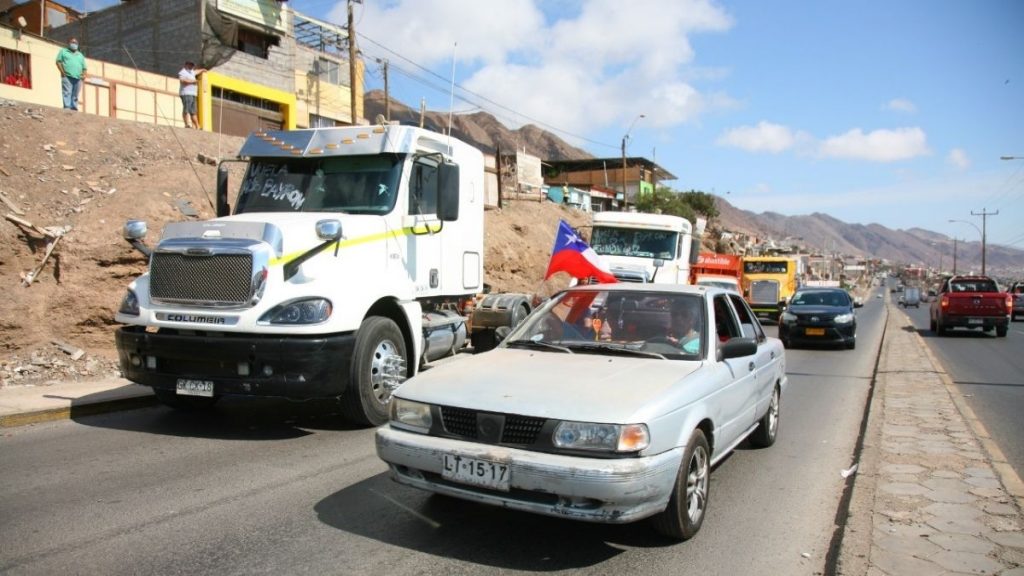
[
  {"left": 178, "top": 61, "right": 206, "bottom": 129},
  {"left": 55, "top": 38, "right": 86, "bottom": 110}
]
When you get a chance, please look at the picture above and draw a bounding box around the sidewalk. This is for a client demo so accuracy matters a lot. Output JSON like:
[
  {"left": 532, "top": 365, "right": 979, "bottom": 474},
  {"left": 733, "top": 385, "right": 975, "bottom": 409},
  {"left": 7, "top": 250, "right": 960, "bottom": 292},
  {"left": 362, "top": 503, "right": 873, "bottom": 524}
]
[
  {"left": 0, "top": 377, "right": 153, "bottom": 428},
  {"left": 1, "top": 305, "right": 1022, "bottom": 574},
  {"left": 839, "top": 303, "right": 1024, "bottom": 575}
]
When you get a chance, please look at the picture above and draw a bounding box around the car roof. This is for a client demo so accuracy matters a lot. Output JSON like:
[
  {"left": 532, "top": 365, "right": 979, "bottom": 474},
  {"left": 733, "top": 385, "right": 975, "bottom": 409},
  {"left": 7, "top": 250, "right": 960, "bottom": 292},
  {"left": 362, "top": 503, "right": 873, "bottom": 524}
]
[
  {"left": 794, "top": 287, "right": 848, "bottom": 294},
  {"left": 568, "top": 283, "right": 722, "bottom": 297}
]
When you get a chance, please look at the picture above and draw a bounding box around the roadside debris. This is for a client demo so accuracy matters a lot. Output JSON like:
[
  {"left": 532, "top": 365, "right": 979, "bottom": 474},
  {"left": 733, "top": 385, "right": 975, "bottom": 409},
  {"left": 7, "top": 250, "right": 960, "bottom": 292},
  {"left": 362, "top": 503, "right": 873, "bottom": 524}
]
[
  {"left": 52, "top": 340, "right": 86, "bottom": 361},
  {"left": 841, "top": 464, "right": 859, "bottom": 478},
  {"left": 4, "top": 214, "right": 71, "bottom": 287}
]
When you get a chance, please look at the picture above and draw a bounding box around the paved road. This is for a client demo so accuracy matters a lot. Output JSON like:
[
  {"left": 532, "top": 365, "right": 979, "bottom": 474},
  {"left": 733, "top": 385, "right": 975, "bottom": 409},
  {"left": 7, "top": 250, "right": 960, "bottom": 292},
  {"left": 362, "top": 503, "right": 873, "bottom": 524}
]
[
  {"left": 0, "top": 302, "right": 886, "bottom": 575},
  {"left": 899, "top": 301, "right": 1024, "bottom": 480}
]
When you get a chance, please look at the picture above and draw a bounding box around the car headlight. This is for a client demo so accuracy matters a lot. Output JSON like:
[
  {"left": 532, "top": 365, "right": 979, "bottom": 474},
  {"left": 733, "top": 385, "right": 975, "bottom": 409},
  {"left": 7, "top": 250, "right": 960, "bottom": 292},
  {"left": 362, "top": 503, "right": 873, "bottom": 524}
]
[
  {"left": 780, "top": 311, "right": 797, "bottom": 324},
  {"left": 390, "top": 398, "right": 432, "bottom": 432},
  {"left": 118, "top": 289, "right": 140, "bottom": 316},
  {"left": 833, "top": 313, "right": 854, "bottom": 324},
  {"left": 258, "top": 298, "right": 332, "bottom": 325},
  {"left": 553, "top": 421, "right": 650, "bottom": 453}
]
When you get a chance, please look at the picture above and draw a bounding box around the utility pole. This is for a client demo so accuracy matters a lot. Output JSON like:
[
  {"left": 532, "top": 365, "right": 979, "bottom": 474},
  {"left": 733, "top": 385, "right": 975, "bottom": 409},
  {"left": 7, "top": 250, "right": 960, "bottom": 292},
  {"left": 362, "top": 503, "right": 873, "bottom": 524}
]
[
  {"left": 380, "top": 58, "right": 389, "bottom": 122},
  {"left": 970, "top": 208, "right": 998, "bottom": 275},
  {"left": 419, "top": 97, "right": 425, "bottom": 128},
  {"left": 952, "top": 237, "right": 958, "bottom": 275},
  {"left": 347, "top": 0, "right": 359, "bottom": 126}
]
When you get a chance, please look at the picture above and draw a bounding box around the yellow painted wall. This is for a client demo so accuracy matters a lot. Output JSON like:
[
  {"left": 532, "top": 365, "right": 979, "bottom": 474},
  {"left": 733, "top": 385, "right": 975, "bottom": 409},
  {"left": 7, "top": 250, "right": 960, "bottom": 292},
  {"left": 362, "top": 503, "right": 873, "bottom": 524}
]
[{"left": 199, "top": 71, "right": 297, "bottom": 131}]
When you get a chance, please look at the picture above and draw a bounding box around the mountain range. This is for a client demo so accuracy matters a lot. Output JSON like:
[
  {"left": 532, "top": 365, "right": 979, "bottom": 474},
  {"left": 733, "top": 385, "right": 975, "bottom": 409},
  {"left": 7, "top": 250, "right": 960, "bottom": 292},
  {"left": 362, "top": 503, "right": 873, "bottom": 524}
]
[{"left": 364, "top": 90, "right": 1024, "bottom": 277}]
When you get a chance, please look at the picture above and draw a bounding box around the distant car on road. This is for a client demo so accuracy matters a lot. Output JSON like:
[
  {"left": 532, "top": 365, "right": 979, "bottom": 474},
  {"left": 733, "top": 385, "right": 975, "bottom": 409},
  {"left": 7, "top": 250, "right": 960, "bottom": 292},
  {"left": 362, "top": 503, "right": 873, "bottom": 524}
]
[
  {"left": 898, "top": 287, "right": 921, "bottom": 308},
  {"left": 376, "top": 284, "right": 787, "bottom": 542},
  {"left": 1010, "top": 281, "right": 1024, "bottom": 321},
  {"left": 778, "top": 287, "right": 860, "bottom": 349},
  {"left": 930, "top": 275, "right": 1011, "bottom": 337}
]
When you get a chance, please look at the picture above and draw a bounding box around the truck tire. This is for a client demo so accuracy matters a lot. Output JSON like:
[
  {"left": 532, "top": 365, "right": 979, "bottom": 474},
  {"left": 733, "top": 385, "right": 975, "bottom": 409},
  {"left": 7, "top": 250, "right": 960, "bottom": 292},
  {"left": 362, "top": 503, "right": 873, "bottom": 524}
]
[
  {"left": 996, "top": 326, "right": 1008, "bottom": 337},
  {"left": 341, "top": 316, "right": 407, "bottom": 427},
  {"left": 153, "top": 388, "right": 219, "bottom": 411}
]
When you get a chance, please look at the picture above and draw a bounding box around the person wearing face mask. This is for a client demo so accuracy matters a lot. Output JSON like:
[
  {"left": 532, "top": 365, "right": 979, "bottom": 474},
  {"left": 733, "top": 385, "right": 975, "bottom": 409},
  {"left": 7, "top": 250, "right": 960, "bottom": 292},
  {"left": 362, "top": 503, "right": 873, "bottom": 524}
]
[{"left": 55, "top": 37, "right": 87, "bottom": 110}]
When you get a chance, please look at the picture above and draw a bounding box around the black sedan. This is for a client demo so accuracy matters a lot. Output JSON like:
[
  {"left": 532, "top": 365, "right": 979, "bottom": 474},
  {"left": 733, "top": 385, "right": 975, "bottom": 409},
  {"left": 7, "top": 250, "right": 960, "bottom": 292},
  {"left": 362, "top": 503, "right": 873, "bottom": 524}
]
[{"left": 777, "top": 288, "right": 859, "bottom": 349}]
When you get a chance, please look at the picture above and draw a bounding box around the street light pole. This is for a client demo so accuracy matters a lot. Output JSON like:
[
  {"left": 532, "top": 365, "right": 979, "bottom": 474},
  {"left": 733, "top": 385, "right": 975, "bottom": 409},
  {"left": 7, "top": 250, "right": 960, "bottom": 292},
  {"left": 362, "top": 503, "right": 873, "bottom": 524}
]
[
  {"left": 949, "top": 218, "right": 984, "bottom": 274},
  {"left": 621, "top": 114, "right": 645, "bottom": 209}
]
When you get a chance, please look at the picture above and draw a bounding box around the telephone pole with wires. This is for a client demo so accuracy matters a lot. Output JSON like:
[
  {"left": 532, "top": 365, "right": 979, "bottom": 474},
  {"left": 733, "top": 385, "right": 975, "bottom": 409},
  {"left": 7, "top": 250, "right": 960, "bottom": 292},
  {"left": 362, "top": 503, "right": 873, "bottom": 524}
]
[
  {"left": 970, "top": 208, "right": 998, "bottom": 275},
  {"left": 347, "top": 0, "right": 361, "bottom": 125}
]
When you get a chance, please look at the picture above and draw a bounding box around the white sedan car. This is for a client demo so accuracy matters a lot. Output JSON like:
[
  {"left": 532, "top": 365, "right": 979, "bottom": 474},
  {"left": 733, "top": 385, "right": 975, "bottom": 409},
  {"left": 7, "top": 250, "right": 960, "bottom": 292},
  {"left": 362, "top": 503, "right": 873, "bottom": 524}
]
[{"left": 376, "top": 284, "right": 787, "bottom": 541}]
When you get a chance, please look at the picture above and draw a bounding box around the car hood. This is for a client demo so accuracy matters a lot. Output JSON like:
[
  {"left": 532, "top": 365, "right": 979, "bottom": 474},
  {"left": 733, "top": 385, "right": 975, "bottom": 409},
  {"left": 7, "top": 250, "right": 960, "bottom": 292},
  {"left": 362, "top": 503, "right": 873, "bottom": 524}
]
[
  {"left": 787, "top": 305, "right": 851, "bottom": 315},
  {"left": 395, "top": 348, "right": 703, "bottom": 423}
]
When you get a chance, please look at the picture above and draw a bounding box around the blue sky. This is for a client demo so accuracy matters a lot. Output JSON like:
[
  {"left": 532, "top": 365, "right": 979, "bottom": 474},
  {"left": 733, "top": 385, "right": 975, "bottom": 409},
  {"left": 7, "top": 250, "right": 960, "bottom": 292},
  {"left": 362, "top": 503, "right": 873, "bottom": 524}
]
[{"left": 78, "top": 0, "right": 1024, "bottom": 250}]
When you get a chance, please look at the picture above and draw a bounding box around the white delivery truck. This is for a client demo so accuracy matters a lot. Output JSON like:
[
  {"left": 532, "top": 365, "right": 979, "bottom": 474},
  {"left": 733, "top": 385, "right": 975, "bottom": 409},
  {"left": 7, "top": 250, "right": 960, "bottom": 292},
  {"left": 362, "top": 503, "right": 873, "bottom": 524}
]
[
  {"left": 588, "top": 211, "right": 700, "bottom": 284},
  {"left": 115, "top": 124, "right": 527, "bottom": 425}
]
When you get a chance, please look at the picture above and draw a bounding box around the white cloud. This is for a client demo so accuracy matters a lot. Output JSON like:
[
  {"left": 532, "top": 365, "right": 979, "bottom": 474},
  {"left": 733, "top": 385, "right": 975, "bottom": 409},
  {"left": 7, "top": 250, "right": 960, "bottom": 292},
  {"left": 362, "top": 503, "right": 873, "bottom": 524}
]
[
  {"left": 348, "top": 0, "right": 735, "bottom": 134},
  {"left": 885, "top": 98, "right": 917, "bottom": 113},
  {"left": 818, "top": 127, "right": 930, "bottom": 162},
  {"left": 716, "top": 121, "right": 805, "bottom": 153},
  {"left": 947, "top": 148, "right": 970, "bottom": 170}
]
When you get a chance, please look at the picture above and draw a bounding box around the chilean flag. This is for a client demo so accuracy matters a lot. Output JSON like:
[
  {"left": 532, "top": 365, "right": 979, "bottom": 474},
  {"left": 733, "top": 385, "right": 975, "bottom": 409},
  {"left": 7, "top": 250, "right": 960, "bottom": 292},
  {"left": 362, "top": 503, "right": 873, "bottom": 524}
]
[{"left": 544, "top": 220, "right": 618, "bottom": 283}]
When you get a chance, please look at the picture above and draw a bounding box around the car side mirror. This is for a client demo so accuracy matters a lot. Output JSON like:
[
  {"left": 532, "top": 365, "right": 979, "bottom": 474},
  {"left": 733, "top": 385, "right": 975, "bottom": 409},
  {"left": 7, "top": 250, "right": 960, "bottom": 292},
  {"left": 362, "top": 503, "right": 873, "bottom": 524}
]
[{"left": 720, "top": 337, "right": 757, "bottom": 360}]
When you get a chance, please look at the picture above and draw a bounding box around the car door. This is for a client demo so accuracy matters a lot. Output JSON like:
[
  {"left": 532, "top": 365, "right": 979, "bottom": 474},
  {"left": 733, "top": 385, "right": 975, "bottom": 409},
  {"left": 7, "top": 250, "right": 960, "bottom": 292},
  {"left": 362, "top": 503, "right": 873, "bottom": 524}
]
[
  {"left": 728, "top": 293, "right": 779, "bottom": 420},
  {"left": 711, "top": 293, "right": 758, "bottom": 450}
]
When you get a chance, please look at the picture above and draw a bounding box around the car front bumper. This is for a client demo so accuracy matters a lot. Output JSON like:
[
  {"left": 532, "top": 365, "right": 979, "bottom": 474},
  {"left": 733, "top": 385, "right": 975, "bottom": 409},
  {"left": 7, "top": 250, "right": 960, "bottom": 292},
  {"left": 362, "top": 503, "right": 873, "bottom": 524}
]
[
  {"left": 116, "top": 326, "right": 356, "bottom": 399},
  {"left": 376, "top": 426, "right": 683, "bottom": 524},
  {"left": 778, "top": 322, "right": 856, "bottom": 345}
]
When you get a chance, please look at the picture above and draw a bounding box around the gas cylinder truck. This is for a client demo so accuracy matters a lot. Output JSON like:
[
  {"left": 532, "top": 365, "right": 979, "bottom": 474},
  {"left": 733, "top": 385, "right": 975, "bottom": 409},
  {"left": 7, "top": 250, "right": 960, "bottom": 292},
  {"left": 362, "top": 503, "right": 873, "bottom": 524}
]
[
  {"left": 588, "top": 211, "right": 701, "bottom": 283},
  {"left": 115, "top": 124, "right": 528, "bottom": 426}
]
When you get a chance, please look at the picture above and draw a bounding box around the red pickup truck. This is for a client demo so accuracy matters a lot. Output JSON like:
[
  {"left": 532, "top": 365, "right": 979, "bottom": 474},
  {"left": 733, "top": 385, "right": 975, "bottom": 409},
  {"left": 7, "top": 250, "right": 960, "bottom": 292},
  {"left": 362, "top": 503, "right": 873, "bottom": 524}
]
[{"left": 930, "top": 275, "right": 1011, "bottom": 337}]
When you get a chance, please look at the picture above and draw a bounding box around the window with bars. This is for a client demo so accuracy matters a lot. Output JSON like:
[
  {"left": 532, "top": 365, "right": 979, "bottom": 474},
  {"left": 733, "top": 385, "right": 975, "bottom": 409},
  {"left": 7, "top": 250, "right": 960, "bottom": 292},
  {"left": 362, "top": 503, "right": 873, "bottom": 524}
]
[{"left": 1, "top": 47, "right": 32, "bottom": 89}]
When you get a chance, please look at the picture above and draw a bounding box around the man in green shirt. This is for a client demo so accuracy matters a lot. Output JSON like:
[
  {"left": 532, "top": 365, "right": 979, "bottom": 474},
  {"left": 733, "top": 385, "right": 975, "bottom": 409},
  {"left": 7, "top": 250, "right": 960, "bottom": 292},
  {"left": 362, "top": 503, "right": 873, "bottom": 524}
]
[{"left": 55, "top": 37, "right": 87, "bottom": 111}]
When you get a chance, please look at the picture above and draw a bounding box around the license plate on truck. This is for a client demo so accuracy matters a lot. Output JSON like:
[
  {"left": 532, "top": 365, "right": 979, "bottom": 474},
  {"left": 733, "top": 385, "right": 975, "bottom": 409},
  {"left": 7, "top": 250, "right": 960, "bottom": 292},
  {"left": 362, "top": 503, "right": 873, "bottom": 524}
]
[
  {"left": 968, "top": 318, "right": 984, "bottom": 325},
  {"left": 442, "top": 454, "right": 510, "bottom": 492},
  {"left": 176, "top": 378, "right": 214, "bottom": 397}
]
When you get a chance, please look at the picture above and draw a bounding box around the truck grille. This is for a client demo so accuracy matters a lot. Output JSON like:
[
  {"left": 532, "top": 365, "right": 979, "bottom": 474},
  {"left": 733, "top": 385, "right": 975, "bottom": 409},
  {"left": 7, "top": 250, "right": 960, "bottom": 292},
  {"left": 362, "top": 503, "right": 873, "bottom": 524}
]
[
  {"left": 150, "top": 252, "right": 254, "bottom": 305},
  {"left": 439, "top": 406, "right": 547, "bottom": 445},
  {"left": 750, "top": 280, "right": 780, "bottom": 304}
]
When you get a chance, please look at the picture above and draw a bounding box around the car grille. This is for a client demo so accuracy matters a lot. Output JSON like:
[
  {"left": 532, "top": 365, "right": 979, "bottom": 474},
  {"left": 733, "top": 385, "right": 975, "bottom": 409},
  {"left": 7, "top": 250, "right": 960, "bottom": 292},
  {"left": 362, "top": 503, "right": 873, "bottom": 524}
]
[
  {"left": 150, "top": 252, "right": 253, "bottom": 305},
  {"left": 795, "top": 313, "right": 837, "bottom": 325},
  {"left": 439, "top": 406, "right": 547, "bottom": 445},
  {"left": 750, "top": 280, "right": 780, "bottom": 304}
]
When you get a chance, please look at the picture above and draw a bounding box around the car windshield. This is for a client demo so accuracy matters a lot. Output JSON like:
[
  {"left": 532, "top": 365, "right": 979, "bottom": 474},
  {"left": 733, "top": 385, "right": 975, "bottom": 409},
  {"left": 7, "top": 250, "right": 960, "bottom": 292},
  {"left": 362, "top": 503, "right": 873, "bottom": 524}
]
[
  {"left": 791, "top": 291, "right": 850, "bottom": 307},
  {"left": 234, "top": 155, "right": 403, "bottom": 215},
  {"left": 504, "top": 289, "right": 705, "bottom": 360}
]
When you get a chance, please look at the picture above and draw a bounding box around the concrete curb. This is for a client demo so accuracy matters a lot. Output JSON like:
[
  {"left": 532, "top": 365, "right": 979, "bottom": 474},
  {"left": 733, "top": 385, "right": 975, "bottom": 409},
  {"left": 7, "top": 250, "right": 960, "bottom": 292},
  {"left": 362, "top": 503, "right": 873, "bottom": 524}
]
[
  {"left": 0, "top": 394, "right": 157, "bottom": 428},
  {"left": 913, "top": 312, "right": 1024, "bottom": 513}
]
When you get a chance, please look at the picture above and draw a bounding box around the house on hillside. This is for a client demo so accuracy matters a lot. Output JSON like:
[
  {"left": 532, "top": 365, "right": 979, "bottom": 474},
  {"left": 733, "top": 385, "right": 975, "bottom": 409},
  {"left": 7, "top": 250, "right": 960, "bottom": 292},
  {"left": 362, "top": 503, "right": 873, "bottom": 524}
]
[
  {"left": 44, "top": 0, "right": 363, "bottom": 136},
  {"left": 0, "top": 0, "right": 82, "bottom": 37},
  {"left": 542, "top": 157, "right": 676, "bottom": 209}
]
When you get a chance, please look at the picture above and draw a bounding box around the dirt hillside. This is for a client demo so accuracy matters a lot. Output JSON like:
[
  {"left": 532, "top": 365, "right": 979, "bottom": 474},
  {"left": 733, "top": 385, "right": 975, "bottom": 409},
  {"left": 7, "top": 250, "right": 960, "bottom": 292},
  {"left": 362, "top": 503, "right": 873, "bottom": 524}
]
[{"left": 0, "top": 99, "right": 587, "bottom": 386}]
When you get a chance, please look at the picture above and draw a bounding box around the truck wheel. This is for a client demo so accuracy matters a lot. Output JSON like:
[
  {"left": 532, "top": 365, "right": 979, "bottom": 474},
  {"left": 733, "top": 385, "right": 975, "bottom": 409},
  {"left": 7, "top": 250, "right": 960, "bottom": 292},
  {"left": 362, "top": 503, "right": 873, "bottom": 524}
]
[
  {"left": 996, "top": 326, "right": 1008, "bottom": 337},
  {"left": 929, "top": 316, "right": 936, "bottom": 331},
  {"left": 342, "top": 316, "right": 407, "bottom": 427},
  {"left": 936, "top": 319, "right": 946, "bottom": 336},
  {"left": 153, "top": 388, "right": 219, "bottom": 411}
]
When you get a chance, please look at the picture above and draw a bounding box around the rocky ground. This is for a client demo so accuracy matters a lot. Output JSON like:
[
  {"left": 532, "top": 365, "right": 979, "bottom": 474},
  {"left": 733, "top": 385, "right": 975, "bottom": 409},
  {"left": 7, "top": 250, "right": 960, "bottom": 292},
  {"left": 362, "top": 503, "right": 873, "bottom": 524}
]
[{"left": 0, "top": 99, "right": 589, "bottom": 387}]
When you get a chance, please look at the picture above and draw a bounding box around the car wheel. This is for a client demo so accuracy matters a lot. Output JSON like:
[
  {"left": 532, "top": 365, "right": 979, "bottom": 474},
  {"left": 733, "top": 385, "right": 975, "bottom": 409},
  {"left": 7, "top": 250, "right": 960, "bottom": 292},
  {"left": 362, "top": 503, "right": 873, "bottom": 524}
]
[
  {"left": 936, "top": 319, "right": 946, "bottom": 336},
  {"left": 781, "top": 338, "right": 791, "bottom": 349},
  {"left": 929, "top": 316, "right": 936, "bottom": 331},
  {"left": 846, "top": 337, "right": 856, "bottom": 350},
  {"left": 997, "top": 326, "right": 1008, "bottom": 337},
  {"left": 153, "top": 388, "right": 219, "bottom": 411},
  {"left": 341, "top": 316, "right": 407, "bottom": 427},
  {"left": 651, "top": 429, "right": 710, "bottom": 541},
  {"left": 749, "top": 386, "right": 780, "bottom": 448}
]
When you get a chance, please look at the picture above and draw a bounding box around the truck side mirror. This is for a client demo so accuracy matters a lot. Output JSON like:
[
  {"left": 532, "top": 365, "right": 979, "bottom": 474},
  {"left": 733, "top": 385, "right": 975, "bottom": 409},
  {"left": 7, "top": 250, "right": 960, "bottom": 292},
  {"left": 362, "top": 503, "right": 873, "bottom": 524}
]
[
  {"left": 216, "top": 164, "right": 230, "bottom": 217},
  {"left": 123, "top": 220, "right": 148, "bottom": 240},
  {"left": 316, "top": 219, "right": 343, "bottom": 241},
  {"left": 436, "top": 161, "right": 460, "bottom": 222},
  {"left": 689, "top": 236, "right": 700, "bottom": 266}
]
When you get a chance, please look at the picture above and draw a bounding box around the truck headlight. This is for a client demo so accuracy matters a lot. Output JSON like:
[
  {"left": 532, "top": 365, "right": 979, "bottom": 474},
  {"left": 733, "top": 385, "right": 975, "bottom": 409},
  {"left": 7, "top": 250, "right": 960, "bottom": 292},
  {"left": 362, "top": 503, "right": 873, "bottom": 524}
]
[
  {"left": 390, "top": 398, "right": 432, "bottom": 432},
  {"left": 780, "top": 311, "right": 798, "bottom": 324},
  {"left": 833, "top": 313, "right": 854, "bottom": 324},
  {"left": 118, "top": 290, "right": 140, "bottom": 316},
  {"left": 553, "top": 421, "right": 649, "bottom": 453},
  {"left": 258, "top": 298, "right": 332, "bottom": 325}
]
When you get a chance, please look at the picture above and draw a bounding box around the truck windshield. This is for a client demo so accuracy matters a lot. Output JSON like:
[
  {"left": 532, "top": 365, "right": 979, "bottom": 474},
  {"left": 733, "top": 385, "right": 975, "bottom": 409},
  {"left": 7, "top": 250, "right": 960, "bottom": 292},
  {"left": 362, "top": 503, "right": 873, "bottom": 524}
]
[
  {"left": 744, "top": 261, "right": 789, "bottom": 274},
  {"left": 590, "top": 227, "right": 678, "bottom": 259},
  {"left": 234, "top": 155, "right": 403, "bottom": 215}
]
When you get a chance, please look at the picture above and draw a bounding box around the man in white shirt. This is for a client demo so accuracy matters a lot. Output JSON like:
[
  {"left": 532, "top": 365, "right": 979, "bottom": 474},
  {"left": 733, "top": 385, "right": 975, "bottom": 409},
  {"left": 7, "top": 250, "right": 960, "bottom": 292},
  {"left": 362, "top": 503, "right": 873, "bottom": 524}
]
[{"left": 178, "top": 61, "right": 206, "bottom": 129}]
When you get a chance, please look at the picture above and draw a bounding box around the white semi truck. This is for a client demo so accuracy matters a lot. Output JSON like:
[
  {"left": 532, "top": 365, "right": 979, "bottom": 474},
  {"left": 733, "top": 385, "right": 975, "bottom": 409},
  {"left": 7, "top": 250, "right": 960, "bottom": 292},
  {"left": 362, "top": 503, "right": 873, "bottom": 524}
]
[
  {"left": 115, "top": 124, "right": 527, "bottom": 425},
  {"left": 588, "top": 211, "right": 701, "bottom": 284}
]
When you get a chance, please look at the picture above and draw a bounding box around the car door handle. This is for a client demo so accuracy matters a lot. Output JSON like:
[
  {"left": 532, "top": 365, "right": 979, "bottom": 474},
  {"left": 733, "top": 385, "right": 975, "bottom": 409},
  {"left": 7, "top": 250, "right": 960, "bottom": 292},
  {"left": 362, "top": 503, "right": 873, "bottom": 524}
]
[
  {"left": 748, "top": 361, "right": 756, "bottom": 372},
  {"left": 770, "top": 351, "right": 775, "bottom": 359}
]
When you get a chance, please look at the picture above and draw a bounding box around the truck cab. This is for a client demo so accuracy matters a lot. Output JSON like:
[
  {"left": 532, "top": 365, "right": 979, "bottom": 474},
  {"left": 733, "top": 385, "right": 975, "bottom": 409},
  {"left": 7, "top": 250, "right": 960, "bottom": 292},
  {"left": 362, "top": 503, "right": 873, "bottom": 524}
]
[
  {"left": 588, "top": 212, "right": 698, "bottom": 284},
  {"left": 115, "top": 125, "right": 487, "bottom": 425}
]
